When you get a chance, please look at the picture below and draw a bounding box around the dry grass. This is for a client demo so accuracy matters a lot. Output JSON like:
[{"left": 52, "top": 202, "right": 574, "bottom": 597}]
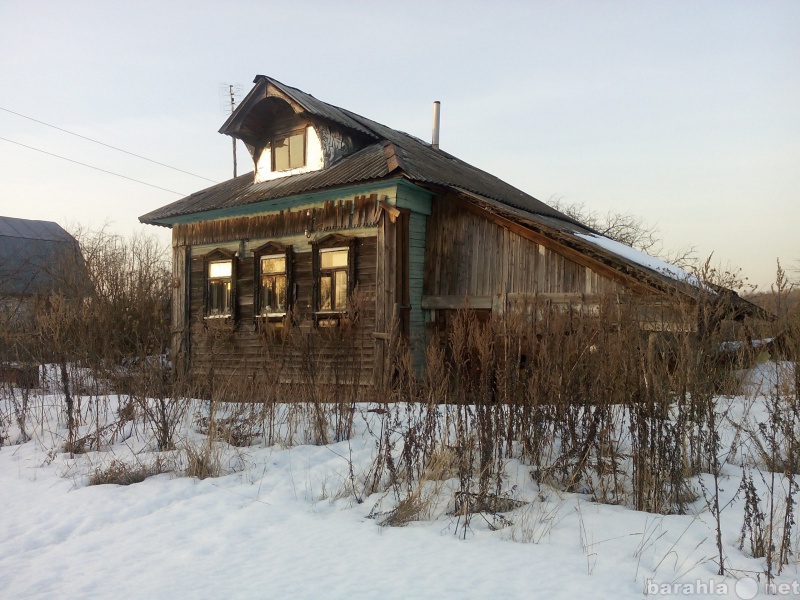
[
  {"left": 88, "top": 456, "right": 171, "bottom": 486},
  {"left": 184, "top": 440, "right": 223, "bottom": 480}
]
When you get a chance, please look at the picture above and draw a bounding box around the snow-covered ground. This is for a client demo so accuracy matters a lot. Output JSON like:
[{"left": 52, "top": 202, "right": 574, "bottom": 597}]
[{"left": 1, "top": 369, "right": 799, "bottom": 599}]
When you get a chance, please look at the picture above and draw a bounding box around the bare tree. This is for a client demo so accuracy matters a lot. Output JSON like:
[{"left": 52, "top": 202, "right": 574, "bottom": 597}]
[{"left": 549, "top": 196, "right": 697, "bottom": 269}]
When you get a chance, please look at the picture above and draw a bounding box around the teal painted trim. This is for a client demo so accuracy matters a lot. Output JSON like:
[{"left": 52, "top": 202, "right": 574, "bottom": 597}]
[
  {"left": 406, "top": 209, "right": 428, "bottom": 370},
  {"left": 153, "top": 179, "right": 405, "bottom": 226},
  {"left": 395, "top": 181, "right": 433, "bottom": 216}
]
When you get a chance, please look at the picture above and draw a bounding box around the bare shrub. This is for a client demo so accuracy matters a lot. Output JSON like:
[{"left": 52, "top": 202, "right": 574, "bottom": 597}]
[
  {"left": 184, "top": 439, "right": 223, "bottom": 479},
  {"left": 89, "top": 456, "right": 171, "bottom": 486},
  {"left": 381, "top": 445, "right": 456, "bottom": 527}
]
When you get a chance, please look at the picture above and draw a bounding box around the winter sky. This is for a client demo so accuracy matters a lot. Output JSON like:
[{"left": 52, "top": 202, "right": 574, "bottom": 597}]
[{"left": 1, "top": 1, "right": 797, "bottom": 289}]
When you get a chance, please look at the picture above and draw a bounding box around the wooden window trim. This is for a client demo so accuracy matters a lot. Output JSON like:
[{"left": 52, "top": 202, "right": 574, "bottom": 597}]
[
  {"left": 311, "top": 234, "right": 356, "bottom": 322},
  {"left": 253, "top": 242, "right": 293, "bottom": 322},
  {"left": 203, "top": 248, "right": 237, "bottom": 322}
]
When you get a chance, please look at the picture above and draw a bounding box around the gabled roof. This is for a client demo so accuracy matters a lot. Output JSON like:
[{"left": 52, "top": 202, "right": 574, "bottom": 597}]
[
  {"left": 0, "top": 217, "right": 86, "bottom": 297},
  {"left": 141, "top": 75, "right": 584, "bottom": 232},
  {"left": 219, "top": 75, "right": 378, "bottom": 141}
]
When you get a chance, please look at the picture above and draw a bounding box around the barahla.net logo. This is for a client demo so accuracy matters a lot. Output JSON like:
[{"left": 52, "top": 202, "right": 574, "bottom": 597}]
[{"left": 646, "top": 576, "right": 800, "bottom": 597}]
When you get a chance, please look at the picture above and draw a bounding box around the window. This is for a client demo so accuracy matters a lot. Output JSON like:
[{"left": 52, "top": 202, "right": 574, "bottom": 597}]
[
  {"left": 207, "top": 259, "right": 232, "bottom": 317},
  {"left": 204, "top": 249, "right": 237, "bottom": 319},
  {"left": 272, "top": 129, "right": 306, "bottom": 172},
  {"left": 260, "top": 255, "right": 287, "bottom": 315},
  {"left": 313, "top": 235, "right": 356, "bottom": 316},
  {"left": 319, "top": 248, "right": 349, "bottom": 311},
  {"left": 254, "top": 242, "right": 292, "bottom": 319}
]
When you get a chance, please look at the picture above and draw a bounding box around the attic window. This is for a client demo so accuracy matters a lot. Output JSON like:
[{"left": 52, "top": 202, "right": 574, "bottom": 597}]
[{"left": 272, "top": 129, "right": 306, "bottom": 171}]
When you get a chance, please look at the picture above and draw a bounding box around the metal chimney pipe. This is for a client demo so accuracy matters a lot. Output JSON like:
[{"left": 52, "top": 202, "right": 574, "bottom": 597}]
[{"left": 431, "top": 101, "right": 441, "bottom": 150}]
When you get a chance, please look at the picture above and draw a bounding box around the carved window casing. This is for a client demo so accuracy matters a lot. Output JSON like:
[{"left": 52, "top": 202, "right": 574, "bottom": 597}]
[
  {"left": 253, "top": 242, "right": 293, "bottom": 319},
  {"left": 312, "top": 234, "right": 356, "bottom": 316},
  {"left": 204, "top": 249, "right": 237, "bottom": 319}
]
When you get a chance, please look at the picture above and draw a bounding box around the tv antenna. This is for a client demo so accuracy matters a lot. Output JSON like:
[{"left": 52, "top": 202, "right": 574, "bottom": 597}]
[{"left": 220, "top": 84, "right": 243, "bottom": 177}]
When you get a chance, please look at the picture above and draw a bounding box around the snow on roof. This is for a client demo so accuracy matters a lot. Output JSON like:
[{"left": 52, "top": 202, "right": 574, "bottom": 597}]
[{"left": 574, "top": 232, "right": 705, "bottom": 289}]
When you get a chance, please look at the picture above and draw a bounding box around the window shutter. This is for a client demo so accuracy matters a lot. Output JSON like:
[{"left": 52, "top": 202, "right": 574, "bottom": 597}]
[
  {"left": 202, "top": 257, "right": 210, "bottom": 318},
  {"left": 230, "top": 256, "right": 239, "bottom": 324},
  {"left": 347, "top": 238, "right": 357, "bottom": 297},
  {"left": 252, "top": 252, "right": 261, "bottom": 324},
  {"left": 285, "top": 244, "right": 294, "bottom": 308}
]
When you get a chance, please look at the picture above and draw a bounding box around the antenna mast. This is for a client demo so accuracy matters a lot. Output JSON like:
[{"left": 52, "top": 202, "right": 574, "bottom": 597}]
[
  {"left": 229, "top": 84, "right": 238, "bottom": 178},
  {"left": 221, "top": 83, "right": 243, "bottom": 178}
]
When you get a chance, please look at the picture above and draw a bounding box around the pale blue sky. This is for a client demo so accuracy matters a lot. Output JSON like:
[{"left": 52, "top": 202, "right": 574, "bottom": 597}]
[{"left": 1, "top": 1, "right": 797, "bottom": 289}]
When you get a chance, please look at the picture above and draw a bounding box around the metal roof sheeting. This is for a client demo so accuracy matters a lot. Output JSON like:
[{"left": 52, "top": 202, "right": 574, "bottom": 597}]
[
  {"left": 0, "top": 217, "right": 86, "bottom": 297},
  {"left": 140, "top": 77, "right": 585, "bottom": 230},
  {"left": 258, "top": 76, "right": 378, "bottom": 139},
  {"left": 140, "top": 143, "right": 391, "bottom": 223},
  {"left": 0, "top": 217, "right": 75, "bottom": 242}
]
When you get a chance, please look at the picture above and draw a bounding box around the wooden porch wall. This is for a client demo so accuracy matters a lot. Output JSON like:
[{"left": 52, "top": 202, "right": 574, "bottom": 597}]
[{"left": 424, "top": 197, "right": 617, "bottom": 303}]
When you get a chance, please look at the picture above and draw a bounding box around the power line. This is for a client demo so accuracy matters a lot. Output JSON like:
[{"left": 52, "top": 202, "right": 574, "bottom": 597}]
[
  {"left": 0, "top": 136, "right": 186, "bottom": 195},
  {"left": 0, "top": 106, "right": 219, "bottom": 183}
]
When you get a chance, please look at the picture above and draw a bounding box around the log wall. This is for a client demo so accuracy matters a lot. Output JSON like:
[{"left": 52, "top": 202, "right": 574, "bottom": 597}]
[{"left": 173, "top": 196, "right": 383, "bottom": 391}]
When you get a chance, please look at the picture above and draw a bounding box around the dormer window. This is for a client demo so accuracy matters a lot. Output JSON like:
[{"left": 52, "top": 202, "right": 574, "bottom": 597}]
[
  {"left": 252, "top": 124, "right": 324, "bottom": 183},
  {"left": 272, "top": 129, "right": 306, "bottom": 172}
]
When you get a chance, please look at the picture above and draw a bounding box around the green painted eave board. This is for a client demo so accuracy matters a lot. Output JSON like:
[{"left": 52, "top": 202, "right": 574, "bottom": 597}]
[{"left": 396, "top": 182, "right": 433, "bottom": 215}]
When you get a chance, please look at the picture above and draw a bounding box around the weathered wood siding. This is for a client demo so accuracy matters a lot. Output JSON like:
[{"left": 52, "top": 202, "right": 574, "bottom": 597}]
[
  {"left": 174, "top": 195, "right": 383, "bottom": 390},
  {"left": 424, "top": 197, "right": 617, "bottom": 302},
  {"left": 185, "top": 237, "right": 377, "bottom": 388}
]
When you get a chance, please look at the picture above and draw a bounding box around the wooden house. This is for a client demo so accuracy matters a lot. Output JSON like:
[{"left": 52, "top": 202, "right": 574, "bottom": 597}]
[{"left": 140, "top": 75, "right": 765, "bottom": 387}]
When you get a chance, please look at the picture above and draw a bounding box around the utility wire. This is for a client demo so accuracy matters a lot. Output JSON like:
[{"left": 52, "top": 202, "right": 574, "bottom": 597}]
[
  {"left": 0, "top": 136, "right": 185, "bottom": 195},
  {"left": 0, "top": 106, "right": 219, "bottom": 183}
]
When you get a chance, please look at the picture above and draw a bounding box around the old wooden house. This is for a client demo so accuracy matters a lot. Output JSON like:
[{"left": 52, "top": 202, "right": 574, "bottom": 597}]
[{"left": 140, "top": 75, "right": 763, "bottom": 387}]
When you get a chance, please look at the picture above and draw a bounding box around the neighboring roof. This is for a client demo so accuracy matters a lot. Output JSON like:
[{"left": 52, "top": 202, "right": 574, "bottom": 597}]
[{"left": 0, "top": 217, "right": 86, "bottom": 297}]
